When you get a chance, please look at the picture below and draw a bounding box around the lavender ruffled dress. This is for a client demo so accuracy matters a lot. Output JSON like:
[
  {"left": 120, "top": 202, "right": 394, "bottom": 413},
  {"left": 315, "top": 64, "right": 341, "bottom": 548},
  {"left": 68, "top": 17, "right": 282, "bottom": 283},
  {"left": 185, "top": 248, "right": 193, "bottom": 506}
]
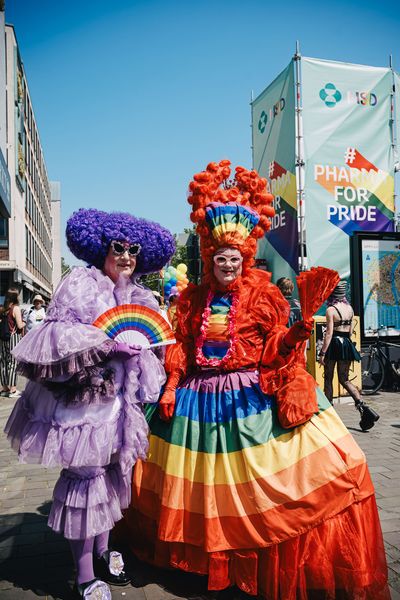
[{"left": 5, "top": 266, "right": 166, "bottom": 540}]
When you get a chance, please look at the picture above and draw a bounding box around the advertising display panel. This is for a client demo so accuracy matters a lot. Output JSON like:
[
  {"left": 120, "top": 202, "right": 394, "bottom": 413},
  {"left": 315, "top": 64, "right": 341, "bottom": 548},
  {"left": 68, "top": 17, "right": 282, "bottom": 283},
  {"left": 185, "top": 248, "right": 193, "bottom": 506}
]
[
  {"left": 301, "top": 57, "right": 395, "bottom": 278},
  {"left": 252, "top": 61, "right": 298, "bottom": 280},
  {"left": 351, "top": 232, "right": 400, "bottom": 340}
]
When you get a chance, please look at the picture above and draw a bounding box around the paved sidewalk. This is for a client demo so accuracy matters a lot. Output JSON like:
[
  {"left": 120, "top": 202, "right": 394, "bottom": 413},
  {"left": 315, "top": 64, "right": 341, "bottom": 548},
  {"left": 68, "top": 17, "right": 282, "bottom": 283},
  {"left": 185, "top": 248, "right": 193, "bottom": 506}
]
[{"left": 0, "top": 388, "right": 399, "bottom": 599}]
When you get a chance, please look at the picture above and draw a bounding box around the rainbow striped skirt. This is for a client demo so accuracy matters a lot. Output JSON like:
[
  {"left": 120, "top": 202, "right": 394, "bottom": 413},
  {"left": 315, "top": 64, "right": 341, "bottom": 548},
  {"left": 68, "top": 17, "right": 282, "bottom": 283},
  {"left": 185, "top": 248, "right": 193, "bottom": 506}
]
[{"left": 121, "top": 369, "right": 389, "bottom": 599}]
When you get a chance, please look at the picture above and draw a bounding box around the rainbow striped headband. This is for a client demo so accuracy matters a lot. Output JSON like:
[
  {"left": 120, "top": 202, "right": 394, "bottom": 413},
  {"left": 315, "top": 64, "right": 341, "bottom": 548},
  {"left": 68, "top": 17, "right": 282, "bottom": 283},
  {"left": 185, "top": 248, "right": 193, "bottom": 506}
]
[{"left": 205, "top": 202, "right": 260, "bottom": 244}]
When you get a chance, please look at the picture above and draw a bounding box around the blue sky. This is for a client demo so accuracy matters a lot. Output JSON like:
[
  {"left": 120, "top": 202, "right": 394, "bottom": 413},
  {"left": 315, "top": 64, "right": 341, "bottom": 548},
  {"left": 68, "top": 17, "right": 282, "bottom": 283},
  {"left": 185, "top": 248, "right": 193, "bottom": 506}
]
[{"left": 6, "top": 0, "right": 400, "bottom": 265}]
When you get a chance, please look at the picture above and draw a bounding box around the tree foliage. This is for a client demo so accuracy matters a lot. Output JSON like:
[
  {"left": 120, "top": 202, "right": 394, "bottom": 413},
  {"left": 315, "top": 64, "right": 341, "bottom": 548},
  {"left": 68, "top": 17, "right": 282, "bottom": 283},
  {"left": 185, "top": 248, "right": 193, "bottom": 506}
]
[
  {"left": 61, "top": 256, "right": 70, "bottom": 275},
  {"left": 141, "top": 227, "right": 197, "bottom": 290}
]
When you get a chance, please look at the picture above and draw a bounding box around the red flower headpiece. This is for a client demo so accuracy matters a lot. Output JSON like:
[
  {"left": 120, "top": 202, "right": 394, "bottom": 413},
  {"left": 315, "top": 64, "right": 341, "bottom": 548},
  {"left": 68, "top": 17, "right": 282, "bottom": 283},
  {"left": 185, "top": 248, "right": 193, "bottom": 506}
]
[{"left": 188, "top": 160, "right": 275, "bottom": 280}]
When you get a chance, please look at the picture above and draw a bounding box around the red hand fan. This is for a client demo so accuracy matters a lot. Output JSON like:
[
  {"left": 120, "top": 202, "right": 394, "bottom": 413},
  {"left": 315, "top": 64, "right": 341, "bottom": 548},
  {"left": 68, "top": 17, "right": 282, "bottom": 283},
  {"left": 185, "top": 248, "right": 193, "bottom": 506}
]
[{"left": 296, "top": 267, "right": 340, "bottom": 320}]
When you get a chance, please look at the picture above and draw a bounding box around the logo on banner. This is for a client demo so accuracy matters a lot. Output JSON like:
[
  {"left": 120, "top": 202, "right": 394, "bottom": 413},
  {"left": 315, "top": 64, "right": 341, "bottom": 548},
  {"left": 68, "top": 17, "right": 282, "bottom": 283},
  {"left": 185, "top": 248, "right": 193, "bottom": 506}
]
[
  {"left": 258, "top": 111, "right": 268, "bottom": 133},
  {"left": 319, "top": 83, "right": 378, "bottom": 108},
  {"left": 257, "top": 99, "right": 285, "bottom": 134},
  {"left": 319, "top": 83, "right": 342, "bottom": 107},
  {"left": 351, "top": 91, "right": 377, "bottom": 106}
]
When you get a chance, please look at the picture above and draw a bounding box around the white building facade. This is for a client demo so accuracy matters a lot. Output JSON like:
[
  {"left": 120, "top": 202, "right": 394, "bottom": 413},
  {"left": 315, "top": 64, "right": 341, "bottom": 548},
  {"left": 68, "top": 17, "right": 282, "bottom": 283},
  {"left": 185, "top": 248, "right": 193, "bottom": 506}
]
[{"left": 0, "top": 24, "right": 58, "bottom": 303}]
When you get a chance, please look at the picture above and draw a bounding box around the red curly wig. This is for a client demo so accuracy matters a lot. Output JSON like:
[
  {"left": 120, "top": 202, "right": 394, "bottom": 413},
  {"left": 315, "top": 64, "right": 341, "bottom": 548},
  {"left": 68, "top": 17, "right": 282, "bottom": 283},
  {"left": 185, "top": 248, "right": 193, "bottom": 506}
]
[{"left": 188, "top": 160, "right": 275, "bottom": 281}]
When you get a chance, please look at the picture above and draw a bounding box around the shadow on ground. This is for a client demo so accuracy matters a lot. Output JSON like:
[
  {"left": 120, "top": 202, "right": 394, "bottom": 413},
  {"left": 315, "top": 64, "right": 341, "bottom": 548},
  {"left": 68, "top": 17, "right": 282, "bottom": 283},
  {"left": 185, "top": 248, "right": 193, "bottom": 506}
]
[
  {"left": 120, "top": 547, "right": 253, "bottom": 600},
  {"left": 0, "top": 502, "right": 251, "bottom": 599},
  {"left": 0, "top": 501, "right": 74, "bottom": 599}
]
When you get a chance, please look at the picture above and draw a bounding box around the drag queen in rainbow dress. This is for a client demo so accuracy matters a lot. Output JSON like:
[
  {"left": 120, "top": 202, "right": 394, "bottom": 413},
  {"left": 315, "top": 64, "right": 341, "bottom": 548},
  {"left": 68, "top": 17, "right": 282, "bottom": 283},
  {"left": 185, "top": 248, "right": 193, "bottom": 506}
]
[
  {"left": 122, "top": 161, "right": 389, "bottom": 599},
  {"left": 5, "top": 209, "right": 175, "bottom": 599}
]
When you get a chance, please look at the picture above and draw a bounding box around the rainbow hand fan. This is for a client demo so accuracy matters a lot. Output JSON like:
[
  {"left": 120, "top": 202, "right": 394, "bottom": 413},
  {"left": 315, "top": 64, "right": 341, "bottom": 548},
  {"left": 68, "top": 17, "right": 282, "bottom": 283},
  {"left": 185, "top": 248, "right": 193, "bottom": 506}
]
[{"left": 93, "top": 304, "right": 176, "bottom": 348}]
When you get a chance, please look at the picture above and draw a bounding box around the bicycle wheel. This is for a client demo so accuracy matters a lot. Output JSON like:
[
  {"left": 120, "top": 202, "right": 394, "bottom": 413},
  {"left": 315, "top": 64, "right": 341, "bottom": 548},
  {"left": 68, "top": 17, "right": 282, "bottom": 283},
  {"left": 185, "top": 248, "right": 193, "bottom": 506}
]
[{"left": 361, "top": 350, "right": 385, "bottom": 395}]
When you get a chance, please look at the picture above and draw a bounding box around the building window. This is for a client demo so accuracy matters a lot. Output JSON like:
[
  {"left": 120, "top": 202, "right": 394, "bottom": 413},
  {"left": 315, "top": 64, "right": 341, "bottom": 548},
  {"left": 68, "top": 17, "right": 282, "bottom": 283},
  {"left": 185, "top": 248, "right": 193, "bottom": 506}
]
[{"left": 0, "top": 218, "right": 8, "bottom": 249}]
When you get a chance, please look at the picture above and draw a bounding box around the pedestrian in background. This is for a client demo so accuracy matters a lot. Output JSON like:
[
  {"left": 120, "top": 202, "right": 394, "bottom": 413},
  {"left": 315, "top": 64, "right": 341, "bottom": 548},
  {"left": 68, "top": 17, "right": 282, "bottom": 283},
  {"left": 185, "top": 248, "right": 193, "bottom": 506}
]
[
  {"left": 152, "top": 290, "right": 168, "bottom": 322},
  {"left": 276, "top": 277, "right": 302, "bottom": 326},
  {"left": 0, "top": 288, "right": 25, "bottom": 398},
  {"left": 167, "top": 294, "right": 178, "bottom": 331},
  {"left": 318, "top": 281, "right": 379, "bottom": 430},
  {"left": 25, "top": 294, "right": 46, "bottom": 332}
]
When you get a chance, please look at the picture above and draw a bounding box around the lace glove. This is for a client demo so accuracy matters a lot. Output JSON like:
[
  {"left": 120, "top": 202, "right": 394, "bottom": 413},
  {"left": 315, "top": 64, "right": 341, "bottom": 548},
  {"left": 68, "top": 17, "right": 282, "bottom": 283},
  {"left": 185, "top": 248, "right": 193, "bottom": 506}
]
[
  {"left": 159, "top": 369, "right": 182, "bottom": 422},
  {"left": 280, "top": 320, "right": 313, "bottom": 355},
  {"left": 109, "top": 342, "right": 142, "bottom": 361}
]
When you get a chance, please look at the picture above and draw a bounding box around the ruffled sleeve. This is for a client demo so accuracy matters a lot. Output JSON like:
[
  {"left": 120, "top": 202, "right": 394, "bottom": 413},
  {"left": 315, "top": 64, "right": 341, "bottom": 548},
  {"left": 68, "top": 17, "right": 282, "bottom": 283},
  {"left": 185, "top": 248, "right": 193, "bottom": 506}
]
[
  {"left": 13, "top": 267, "right": 114, "bottom": 380},
  {"left": 123, "top": 348, "right": 166, "bottom": 405},
  {"left": 250, "top": 283, "right": 299, "bottom": 394}
]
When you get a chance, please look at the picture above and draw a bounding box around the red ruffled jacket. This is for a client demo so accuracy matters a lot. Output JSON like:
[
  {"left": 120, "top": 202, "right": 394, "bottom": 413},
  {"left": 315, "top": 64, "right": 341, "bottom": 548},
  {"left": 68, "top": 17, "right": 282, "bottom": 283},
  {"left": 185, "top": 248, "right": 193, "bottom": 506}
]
[{"left": 167, "top": 270, "right": 301, "bottom": 385}]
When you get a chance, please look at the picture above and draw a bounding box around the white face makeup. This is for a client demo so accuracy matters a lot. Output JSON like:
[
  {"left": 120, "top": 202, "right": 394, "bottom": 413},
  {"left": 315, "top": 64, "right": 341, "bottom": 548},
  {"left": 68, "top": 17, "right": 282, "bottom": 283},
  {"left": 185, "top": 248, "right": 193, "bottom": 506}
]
[
  {"left": 213, "top": 248, "right": 243, "bottom": 287},
  {"left": 103, "top": 241, "right": 139, "bottom": 283}
]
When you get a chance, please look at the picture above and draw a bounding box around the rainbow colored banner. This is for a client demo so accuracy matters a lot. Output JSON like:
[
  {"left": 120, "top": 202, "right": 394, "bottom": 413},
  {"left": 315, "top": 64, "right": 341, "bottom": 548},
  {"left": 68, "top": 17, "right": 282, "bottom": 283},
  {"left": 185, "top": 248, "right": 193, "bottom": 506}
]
[
  {"left": 252, "top": 61, "right": 299, "bottom": 279},
  {"left": 301, "top": 58, "right": 395, "bottom": 278}
]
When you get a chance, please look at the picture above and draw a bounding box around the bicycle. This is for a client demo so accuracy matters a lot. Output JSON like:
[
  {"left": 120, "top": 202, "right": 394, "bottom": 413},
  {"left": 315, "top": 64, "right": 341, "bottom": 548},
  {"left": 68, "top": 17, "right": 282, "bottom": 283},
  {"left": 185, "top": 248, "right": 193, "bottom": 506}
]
[{"left": 361, "top": 326, "right": 400, "bottom": 395}]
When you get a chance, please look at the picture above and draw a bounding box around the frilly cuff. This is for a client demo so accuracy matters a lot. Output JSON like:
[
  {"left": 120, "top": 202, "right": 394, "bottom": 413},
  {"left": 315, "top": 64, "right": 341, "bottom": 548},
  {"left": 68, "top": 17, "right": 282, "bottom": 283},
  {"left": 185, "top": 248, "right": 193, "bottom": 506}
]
[{"left": 124, "top": 348, "right": 166, "bottom": 404}]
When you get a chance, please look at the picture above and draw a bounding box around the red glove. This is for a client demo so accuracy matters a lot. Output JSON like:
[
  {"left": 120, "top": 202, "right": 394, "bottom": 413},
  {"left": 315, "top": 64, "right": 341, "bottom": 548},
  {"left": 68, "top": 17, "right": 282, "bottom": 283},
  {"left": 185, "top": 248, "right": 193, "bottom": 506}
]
[
  {"left": 159, "top": 388, "right": 176, "bottom": 421},
  {"left": 282, "top": 320, "right": 313, "bottom": 351},
  {"left": 109, "top": 342, "right": 141, "bottom": 361}
]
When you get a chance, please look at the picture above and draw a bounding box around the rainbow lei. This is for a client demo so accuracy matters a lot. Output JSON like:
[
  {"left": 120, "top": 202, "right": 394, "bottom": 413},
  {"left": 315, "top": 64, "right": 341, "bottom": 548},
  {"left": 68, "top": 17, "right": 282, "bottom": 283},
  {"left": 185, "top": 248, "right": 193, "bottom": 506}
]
[{"left": 195, "top": 289, "right": 239, "bottom": 368}]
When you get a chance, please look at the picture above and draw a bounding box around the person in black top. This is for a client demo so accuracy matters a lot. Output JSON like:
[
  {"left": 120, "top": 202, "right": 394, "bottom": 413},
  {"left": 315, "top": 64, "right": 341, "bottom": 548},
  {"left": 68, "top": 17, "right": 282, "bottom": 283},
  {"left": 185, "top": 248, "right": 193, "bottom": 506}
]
[{"left": 318, "top": 281, "right": 379, "bottom": 430}]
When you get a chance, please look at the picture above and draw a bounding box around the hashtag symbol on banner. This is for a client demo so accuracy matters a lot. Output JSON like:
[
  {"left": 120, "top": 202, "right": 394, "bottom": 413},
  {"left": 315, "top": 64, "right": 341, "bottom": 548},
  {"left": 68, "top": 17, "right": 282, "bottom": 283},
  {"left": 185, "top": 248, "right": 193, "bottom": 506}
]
[
  {"left": 344, "top": 148, "right": 356, "bottom": 164},
  {"left": 268, "top": 162, "right": 275, "bottom": 177}
]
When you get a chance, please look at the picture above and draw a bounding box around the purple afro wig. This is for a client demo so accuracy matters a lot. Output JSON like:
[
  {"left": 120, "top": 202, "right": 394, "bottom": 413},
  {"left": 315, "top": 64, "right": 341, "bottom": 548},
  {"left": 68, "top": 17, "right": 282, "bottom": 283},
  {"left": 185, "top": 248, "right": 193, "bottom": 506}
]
[{"left": 66, "top": 208, "right": 175, "bottom": 274}]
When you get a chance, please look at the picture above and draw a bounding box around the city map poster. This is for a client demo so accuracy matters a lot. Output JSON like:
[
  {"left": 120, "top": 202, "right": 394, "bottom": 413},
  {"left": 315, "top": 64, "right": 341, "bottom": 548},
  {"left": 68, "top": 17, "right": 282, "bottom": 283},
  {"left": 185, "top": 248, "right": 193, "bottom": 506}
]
[
  {"left": 252, "top": 61, "right": 298, "bottom": 281},
  {"left": 361, "top": 237, "right": 400, "bottom": 337},
  {"left": 301, "top": 57, "right": 395, "bottom": 278}
]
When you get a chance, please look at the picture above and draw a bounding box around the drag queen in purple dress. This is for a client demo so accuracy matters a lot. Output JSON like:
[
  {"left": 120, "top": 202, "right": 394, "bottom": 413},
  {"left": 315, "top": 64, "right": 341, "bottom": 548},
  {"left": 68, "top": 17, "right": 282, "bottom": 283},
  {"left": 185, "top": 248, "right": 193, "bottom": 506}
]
[{"left": 4, "top": 209, "right": 175, "bottom": 599}]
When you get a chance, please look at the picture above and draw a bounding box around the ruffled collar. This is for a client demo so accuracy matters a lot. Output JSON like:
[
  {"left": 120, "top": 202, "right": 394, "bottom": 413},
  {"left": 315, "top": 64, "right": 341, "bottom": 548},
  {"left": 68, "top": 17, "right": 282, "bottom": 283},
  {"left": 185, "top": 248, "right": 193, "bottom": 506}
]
[{"left": 88, "top": 267, "right": 158, "bottom": 311}]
